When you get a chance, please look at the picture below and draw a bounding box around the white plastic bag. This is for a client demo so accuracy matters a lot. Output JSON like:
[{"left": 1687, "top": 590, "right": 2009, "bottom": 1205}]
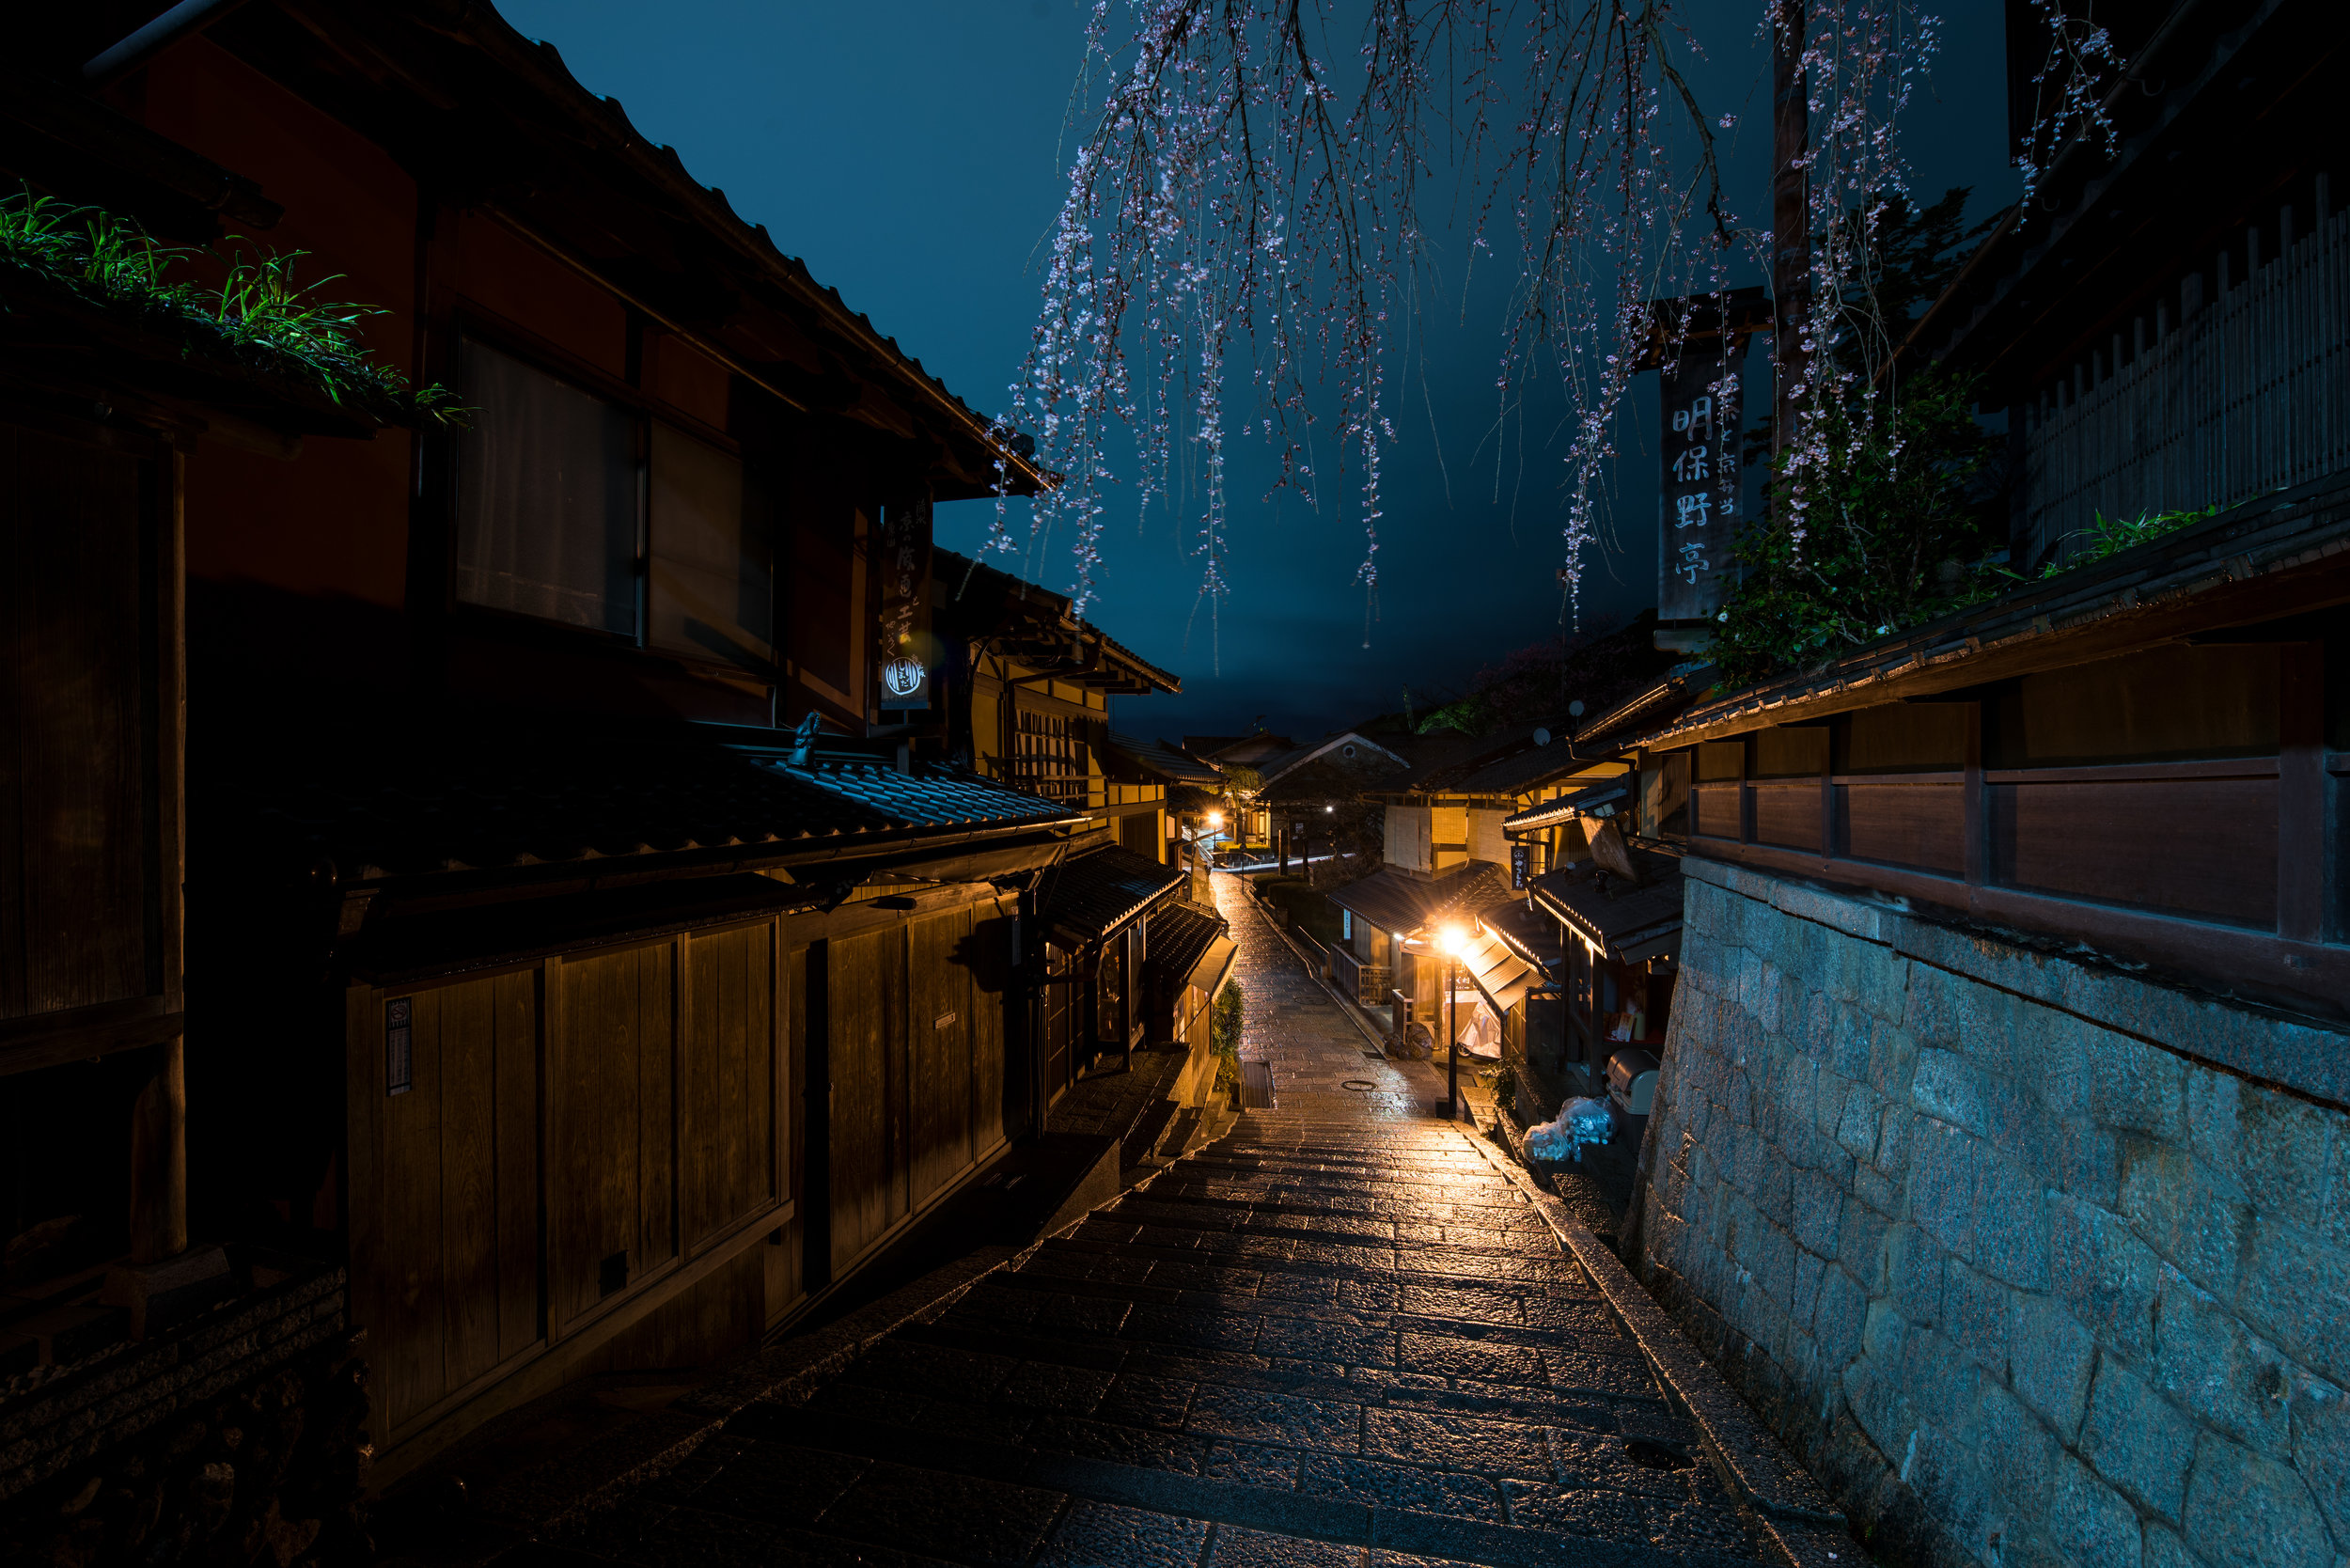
[{"left": 1527, "top": 1096, "right": 1614, "bottom": 1163}]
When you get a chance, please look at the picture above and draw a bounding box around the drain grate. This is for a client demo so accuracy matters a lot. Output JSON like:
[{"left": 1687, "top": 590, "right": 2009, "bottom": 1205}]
[
  {"left": 1624, "top": 1438, "right": 1696, "bottom": 1472},
  {"left": 1341, "top": 1079, "right": 1378, "bottom": 1091},
  {"left": 1238, "top": 1060, "right": 1277, "bottom": 1108}
]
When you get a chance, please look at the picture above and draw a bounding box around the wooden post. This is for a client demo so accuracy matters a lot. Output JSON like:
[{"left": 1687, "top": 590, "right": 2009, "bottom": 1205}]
[
  {"left": 1962, "top": 702, "right": 1987, "bottom": 889},
  {"left": 2278, "top": 643, "right": 2324, "bottom": 942},
  {"left": 1771, "top": 0, "right": 1810, "bottom": 496},
  {"left": 128, "top": 1036, "right": 187, "bottom": 1264}
]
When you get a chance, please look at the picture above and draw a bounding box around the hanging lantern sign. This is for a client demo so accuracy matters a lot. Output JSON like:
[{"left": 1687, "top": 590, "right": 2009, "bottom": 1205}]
[{"left": 877, "top": 493, "right": 932, "bottom": 710}]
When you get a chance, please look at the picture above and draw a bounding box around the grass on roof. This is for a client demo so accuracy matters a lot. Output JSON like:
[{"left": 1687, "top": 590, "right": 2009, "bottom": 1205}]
[{"left": 2, "top": 188, "right": 465, "bottom": 428}]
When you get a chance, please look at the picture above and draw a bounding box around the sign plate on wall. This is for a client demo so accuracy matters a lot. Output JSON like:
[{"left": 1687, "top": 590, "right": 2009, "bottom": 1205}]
[{"left": 1657, "top": 342, "right": 1741, "bottom": 625}]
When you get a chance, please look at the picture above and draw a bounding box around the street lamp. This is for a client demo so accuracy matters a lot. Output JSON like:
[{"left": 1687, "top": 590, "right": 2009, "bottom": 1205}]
[{"left": 1438, "top": 922, "right": 1470, "bottom": 1119}]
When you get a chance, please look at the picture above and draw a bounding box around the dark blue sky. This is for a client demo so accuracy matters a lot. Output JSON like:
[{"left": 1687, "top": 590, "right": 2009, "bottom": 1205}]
[{"left": 498, "top": 0, "right": 2017, "bottom": 741}]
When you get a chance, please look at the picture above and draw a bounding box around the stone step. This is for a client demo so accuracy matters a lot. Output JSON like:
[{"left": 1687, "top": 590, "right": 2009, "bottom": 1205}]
[
  {"left": 696, "top": 1396, "right": 1765, "bottom": 1568},
  {"left": 1029, "top": 1234, "right": 1606, "bottom": 1308},
  {"left": 1048, "top": 1230, "right": 1599, "bottom": 1302},
  {"left": 983, "top": 1261, "right": 1641, "bottom": 1358},
  {"left": 1127, "top": 1181, "right": 1555, "bottom": 1228},
  {"left": 1032, "top": 1234, "right": 1608, "bottom": 1308},
  {"left": 877, "top": 1316, "right": 1681, "bottom": 1435}
]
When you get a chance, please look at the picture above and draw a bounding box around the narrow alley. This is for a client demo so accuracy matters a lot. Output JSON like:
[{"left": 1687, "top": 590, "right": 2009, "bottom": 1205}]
[{"left": 509, "top": 875, "right": 1825, "bottom": 1568}]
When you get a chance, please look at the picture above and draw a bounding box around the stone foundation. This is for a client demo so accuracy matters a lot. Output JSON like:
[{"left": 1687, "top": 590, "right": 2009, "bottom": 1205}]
[
  {"left": 0, "top": 1262, "right": 364, "bottom": 1567},
  {"left": 1632, "top": 857, "right": 2348, "bottom": 1568}
]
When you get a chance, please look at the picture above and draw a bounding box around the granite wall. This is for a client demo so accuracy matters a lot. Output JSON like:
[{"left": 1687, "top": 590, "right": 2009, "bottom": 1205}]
[
  {"left": 0, "top": 1264, "right": 364, "bottom": 1567},
  {"left": 1631, "top": 858, "right": 2348, "bottom": 1568}
]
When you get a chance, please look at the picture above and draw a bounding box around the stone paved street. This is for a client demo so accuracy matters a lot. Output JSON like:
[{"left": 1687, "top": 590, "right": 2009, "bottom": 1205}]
[{"left": 533, "top": 876, "right": 1776, "bottom": 1567}]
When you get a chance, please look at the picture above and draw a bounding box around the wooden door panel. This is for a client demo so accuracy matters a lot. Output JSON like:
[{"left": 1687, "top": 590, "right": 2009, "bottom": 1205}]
[
  {"left": 0, "top": 423, "right": 150, "bottom": 1020},
  {"left": 827, "top": 927, "right": 903, "bottom": 1273},
  {"left": 969, "top": 911, "right": 1009, "bottom": 1154},
  {"left": 550, "top": 944, "right": 677, "bottom": 1332},
  {"left": 682, "top": 922, "right": 778, "bottom": 1250},
  {"left": 907, "top": 910, "right": 973, "bottom": 1209},
  {"left": 373, "top": 970, "right": 540, "bottom": 1435}
]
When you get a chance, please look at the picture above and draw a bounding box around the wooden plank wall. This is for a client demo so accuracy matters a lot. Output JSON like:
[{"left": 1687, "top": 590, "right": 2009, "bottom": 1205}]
[
  {"left": 826, "top": 926, "right": 904, "bottom": 1277},
  {"left": 1674, "top": 644, "right": 2344, "bottom": 1011},
  {"left": 350, "top": 918, "right": 789, "bottom": 1447},
  {"left": 824, "top": 898, "right": 1010, "bottom": 1278},
  {"left": 359, "top": 969, "right": 541, "bottom": 1439},
  {"left": 0, "top": 421, "right": 156, "bottom": 1024},
  {"left": 549, "top": 944, "right": 678, "bottom": 1335}
]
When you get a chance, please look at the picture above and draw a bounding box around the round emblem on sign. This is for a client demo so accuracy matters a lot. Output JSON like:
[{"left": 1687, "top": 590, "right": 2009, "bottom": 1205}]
[{"left": 882, "top": 656, "right": 926, "bottom": 698}]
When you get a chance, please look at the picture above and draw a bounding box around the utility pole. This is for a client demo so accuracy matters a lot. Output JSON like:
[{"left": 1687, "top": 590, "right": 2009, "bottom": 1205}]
[{"left": 1771, "top": 0, "right": 1810, "bottom": 507}]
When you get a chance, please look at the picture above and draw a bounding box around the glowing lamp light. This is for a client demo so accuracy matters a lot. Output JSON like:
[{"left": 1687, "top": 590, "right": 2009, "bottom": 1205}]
[
  {"left": 1439, "top": 923, "right": 1470, "bottom": 957},
  {"left": 1205, "top": 811, "right": 1225, "bottom": 828}
]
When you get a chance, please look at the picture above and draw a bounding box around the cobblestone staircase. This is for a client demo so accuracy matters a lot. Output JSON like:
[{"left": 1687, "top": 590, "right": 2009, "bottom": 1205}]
[{"left": 549, "top": 1109, "right": 1780, "bottom": 1567}]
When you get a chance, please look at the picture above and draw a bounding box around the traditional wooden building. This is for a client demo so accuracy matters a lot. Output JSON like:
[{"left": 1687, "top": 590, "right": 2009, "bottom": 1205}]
[
  {"left": 934, "top": 549, "right": 1183, "bottom": 855},
  {"left": 929, "top": 551, "right": 1215, "bottom": 1108},
  {"left": 1, "top": 0, "right": 1154, "bottom": 1525}
]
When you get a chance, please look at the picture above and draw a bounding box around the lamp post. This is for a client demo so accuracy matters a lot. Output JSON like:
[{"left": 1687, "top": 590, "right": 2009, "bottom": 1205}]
[{"left": 1438, "top": 923, "right": 1469, "bottom": 1120}]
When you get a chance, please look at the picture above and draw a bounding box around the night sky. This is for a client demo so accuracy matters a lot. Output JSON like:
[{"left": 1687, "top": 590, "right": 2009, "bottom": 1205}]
[{"left": 496, "top": 0, "right": 2020, "bottom": 742}]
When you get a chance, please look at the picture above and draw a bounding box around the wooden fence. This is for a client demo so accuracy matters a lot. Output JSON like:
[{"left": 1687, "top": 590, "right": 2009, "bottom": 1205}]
[{"left": 2022, "top": 181, "right": 2350, "bottom": 564}]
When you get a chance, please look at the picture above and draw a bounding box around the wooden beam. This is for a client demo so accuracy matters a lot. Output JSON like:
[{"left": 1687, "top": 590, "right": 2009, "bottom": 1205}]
[
  {"left": 128, "top": 1036, "right": 187, "bottom": 1264},
  {"left": 2278, "top": 642, "right": 2324, "bottom": 943},
  {"left": 1685, "top": 837, "right": 2350, "bottom": 1033}
]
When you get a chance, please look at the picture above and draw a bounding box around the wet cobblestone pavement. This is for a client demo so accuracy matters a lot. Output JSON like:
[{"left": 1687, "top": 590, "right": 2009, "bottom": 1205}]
[{"left": 533, "top": 876, "right": 1773, "bottom": 1567}]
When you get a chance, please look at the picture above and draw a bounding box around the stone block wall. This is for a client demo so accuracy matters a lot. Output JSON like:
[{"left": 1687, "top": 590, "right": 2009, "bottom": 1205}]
[
  {"left": 1631, "top": 858, "right": 2348, "bottom": 1568},
  {"left": 0, "top": 1264, "right": 364, "bottom": 1566}
]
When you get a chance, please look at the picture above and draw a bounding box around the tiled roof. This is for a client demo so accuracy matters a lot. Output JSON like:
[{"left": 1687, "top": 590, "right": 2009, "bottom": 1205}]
[
  {"left": 1531, "top": 851, "right": 1687, "bottom": 961},
  {"left": 1256, "top": 757, "right": 1371, "bottom": 804},
  {"left": 1360, "top": 730, "right": 1497, "bottom": 795},
  {"left": 199, "top": 711, "right": 1081, "bottom": 886},
  {"left": 1142, "top": 900, "right": 1232, "bottom": 1000},
  {"left": 1483, "top": 897, "right": 1567, "bottom": 978},
  {"left": 1104, "top": 733, "right": 1223, "bottom": 786},
  {"left": 1504, "top": 776, "right": 1635, "bottom": 834},
  {"left": 1637, "top": 469, "right": 2350, "bottom": 749},
  {"left": 1324, "top": 861, "right": 1515, "bottom": 937},
  {"left": 934, "top": 549, "right": 1181, "bottom": 694},
  {"left": 1039, "top": 844, "right": 1186, "bottom": 941},
  {"left": 786, "top": 758, "right": 1078, "bottom": 830}
]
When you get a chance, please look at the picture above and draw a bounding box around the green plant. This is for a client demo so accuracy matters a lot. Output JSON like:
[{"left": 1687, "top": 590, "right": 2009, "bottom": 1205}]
[
  {"left": 2040, "top": 504, "right": 2220, "bottom": 576},
  {"left": 1, "top": 188, "right": 464, "bottom": 427},
  {"left": 1210, "top": 980, "right": 1246, "bottom": 1092},
  {"left": 1711, "top": 367, "right": 2006, "bottom": 688}
]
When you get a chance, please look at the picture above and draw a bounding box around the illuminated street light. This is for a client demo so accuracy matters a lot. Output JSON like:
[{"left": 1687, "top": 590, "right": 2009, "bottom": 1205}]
[
  {"left": 1205, "top": 810, "right": 1224, "bottom": 828},
  {"left": 1437, "top": 923, "right": 1472, "bottom": 1115}
]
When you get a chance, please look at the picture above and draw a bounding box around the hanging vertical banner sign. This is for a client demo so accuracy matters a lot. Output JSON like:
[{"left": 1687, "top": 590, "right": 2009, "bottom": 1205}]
[
  {"left": 1657, "top": 345, "right": 1742, "bottom": 625},
  {"left": 877, "top": 493, "right": 933, "bottom": 710}
]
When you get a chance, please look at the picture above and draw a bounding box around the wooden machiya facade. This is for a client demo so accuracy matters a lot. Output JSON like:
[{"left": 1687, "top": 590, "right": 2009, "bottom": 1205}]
[
  {"left": 935, "top": 548, "right": 1183, "bottom": 859},
  {"left": 1650, "top": 0, "right": 2350, "bottom": 1030},
  {"left": 932, "top": 552, "right": 1216, "bottom": 1105},
  {"left": 0, "top": 0, "right": 1117, "bottom": 1508},
  {"left": 1614, "top": 434, "right": 2350, "bottom": 1031}
]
